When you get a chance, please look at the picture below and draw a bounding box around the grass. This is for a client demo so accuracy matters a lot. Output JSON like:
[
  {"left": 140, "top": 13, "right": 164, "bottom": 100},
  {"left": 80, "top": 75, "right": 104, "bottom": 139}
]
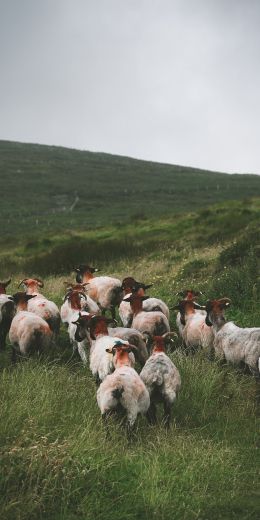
[{"left": 0, "top": 197, "right": 260, "bottom": 519}]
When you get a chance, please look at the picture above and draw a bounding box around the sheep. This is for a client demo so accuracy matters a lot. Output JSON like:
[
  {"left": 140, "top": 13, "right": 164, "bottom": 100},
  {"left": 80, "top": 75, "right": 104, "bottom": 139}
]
[
  {"left": 61, "top": 286, "right": 99, "bottom": 325},
  {"left": 119, "top": 277, "right": 169, "bottom": 327},
  {"left": 73, "top": 264, "right": 122, "bottom": 319},
  {"left": 175, "top": 289, "right": 204, "bottom": 337},
  {"left": 205, "top": 298, "right": 260, "bottom": 375},
  {"left": 9, "top": 292, "right": 52, "bottom": 359},
  {"left": 73, "top": 314, "right": 135, "bottom": 383},
  {"left": 97, "top": 342, "right": 150, "bottom": 432},
  {"left": 173, "top": 300, "right": 213, "bottom": 352},
  {"left": 108, "top": 326, "right": 148, "bottom": 366},
  {"left": 123, "top": 293, "right": 170, "bottom": 338},
  {"left": 0, "top": 278, "right": 15, "bottom": 350},
  {"left": 140, "top": 333, "right": 181, "bottom": 427},
  {"left": 19, "top": 278, "right": 61, "bottom": 335}
]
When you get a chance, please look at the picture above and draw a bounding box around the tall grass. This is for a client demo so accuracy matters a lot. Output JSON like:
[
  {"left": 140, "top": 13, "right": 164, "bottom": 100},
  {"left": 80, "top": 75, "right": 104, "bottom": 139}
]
[{"left": 1, "top": 199, "right": 260, "bottom": 519}]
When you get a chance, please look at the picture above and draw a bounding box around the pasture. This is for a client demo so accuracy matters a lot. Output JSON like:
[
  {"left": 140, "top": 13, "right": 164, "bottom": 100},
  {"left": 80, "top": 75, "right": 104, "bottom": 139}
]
[{"left": 0, "top": 197, "right": 259, "bottom": 519}]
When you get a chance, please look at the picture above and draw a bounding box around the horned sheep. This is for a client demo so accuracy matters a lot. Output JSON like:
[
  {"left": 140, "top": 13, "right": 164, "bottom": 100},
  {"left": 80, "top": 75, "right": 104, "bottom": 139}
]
[
  {"left": 9, "top": 292, "right": 52, "bottom": 359},
  {"left": 205, "top": 298, "right": 260, "bottom": 375},
  {"left": 97, "top": 342, "right": 150, "bottom": 431},
  {"left": 140, "top": 333, "right": 181, "bottom": 427},
  {"left": 73, "top": 264, "right": 123, "bottom": 319}
]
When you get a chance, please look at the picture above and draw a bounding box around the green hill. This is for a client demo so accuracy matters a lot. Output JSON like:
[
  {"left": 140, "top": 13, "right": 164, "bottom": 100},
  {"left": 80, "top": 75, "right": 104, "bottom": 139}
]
[{"left": 1, "top": 140, "right": 260, "bottom": 244}]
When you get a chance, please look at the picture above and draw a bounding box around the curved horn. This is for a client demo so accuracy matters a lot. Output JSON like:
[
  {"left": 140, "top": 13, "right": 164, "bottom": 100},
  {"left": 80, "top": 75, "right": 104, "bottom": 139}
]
[
  {"left": 18, "top": 278, "right": 28, "bottom": 288},
  {"left": 162, "top": 332, "right": 178, "bottom": 339}
]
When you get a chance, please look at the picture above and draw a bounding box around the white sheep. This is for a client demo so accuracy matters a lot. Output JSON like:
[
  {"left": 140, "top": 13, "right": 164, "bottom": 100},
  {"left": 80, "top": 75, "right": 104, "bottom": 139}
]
[
  {"left": 19, "top": 278, "right": 61, "bottom": 335},
  {"left": 140, "top": 333, "right": 181, "bottom": 427},
  {"left": 108, "top": 326, "right": 148, "bottom": 366},
  {"left": 175, "top": 289, "right": 204, "bottom": 337},
  {"left": 9, "top": 292, "right": 52, "bottom": 359},
  {"left": 173, "top": 300, "right": 213, "bottom": 351},
  {"left": 73, "top": 314, "right": 135, "bottom": 382},
  {"left": 205, "top": 298, "right": 260, "bottom": 375},
  {"left": 123, "top": 293, "right": 170, "bottom": 337},
  {"left": 0, "top": 279, "right": 15, "bottom": 350},
  {"left": 73, "top": 264, "right": 123, "bottom": 319},
  {"left": 61, "top": 287, "right": 99, "bottom": 325},
  {"left": 97, "top": 342, "right": 150, "bottom": 432},
  {"left": 119, "top": 277, "right": 169, "bottom": 327}
]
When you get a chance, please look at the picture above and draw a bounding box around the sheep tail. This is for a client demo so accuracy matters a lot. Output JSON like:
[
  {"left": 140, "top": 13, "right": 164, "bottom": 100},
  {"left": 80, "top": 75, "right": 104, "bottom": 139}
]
[{"left": 112, "top": 386, "right": 124, "bottom": 400}]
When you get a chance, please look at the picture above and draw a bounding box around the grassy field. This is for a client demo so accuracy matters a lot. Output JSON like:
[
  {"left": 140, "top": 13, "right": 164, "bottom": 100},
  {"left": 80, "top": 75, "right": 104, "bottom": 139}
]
[
  {"left": 0, "top": 197, "right": 259, "bottom": 519},
  {"left": 1, "top": 140, "right": 260, "bottom": 245}
]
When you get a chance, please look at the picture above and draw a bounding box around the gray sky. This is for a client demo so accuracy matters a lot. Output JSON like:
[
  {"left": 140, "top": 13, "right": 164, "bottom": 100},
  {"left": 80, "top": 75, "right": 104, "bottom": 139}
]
[{"left": 0, "top": 0, "right": 260, "bottom": 173}]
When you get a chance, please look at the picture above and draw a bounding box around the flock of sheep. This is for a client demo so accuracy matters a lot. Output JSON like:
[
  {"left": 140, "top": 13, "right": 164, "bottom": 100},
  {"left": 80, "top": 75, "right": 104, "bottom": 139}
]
[{"left": 0, "top": 264, "right": 260, "bottom": 432}]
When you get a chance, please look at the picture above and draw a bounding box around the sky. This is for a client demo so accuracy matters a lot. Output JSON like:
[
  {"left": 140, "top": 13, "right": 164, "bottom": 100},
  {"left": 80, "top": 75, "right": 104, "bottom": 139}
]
[{"left": 0, "top": 0, "right": 260, "bottom": 174}]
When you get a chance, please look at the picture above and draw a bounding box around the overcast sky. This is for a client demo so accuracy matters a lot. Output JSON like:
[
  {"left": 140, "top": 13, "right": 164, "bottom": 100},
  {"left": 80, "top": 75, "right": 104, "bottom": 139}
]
[{"left": 0, "top": 0, "right": 260, "bottom": 173}]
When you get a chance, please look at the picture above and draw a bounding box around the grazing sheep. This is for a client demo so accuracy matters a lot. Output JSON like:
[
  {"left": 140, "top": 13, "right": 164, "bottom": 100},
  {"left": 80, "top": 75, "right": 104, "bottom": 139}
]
[
  {"left": 140, "top": 333, "right": 181, "bottom": 427},
  {"left": 73, "top": 314, "right": 135, "bottom": 382},
  {"left": 205, "top": 298, "right": 260, "bottom": 375},
  {"left": 19, "top": 278, "right": 61, "bottom": 335},
  {"left": 173, "top": 300, "right": 213, "bottom": 351},
  {"left": 123, "top": 293, "right": 170, "bottom": 337},
  {"left": 9, "top": 292, "right": 52, "bottom": 359},
  {"left": 175, "top": 289, "right": 204, "bottom": 337},
  {"left": 97, "top": 342, "right": 150, "bottom": 432},
  {"left": 119, "top": 277, "right": 169, "bottom": 327},
  {"left": 73, "top": 264, "right": 122, "bottom": 319}
]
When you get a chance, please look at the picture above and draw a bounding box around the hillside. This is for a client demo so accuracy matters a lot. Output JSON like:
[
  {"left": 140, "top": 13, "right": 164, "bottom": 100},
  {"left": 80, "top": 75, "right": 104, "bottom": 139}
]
[
  {"left": 0, "top": 198, "right": 259, "bottom": 519},
  {"left": 1, "top": 140, "right": 260, "bottom": 244}
]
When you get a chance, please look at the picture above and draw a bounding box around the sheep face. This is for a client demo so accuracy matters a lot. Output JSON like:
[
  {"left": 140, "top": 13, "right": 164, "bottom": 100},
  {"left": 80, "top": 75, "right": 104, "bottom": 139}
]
[
  {"left": 205, "top": 298, "right": 231, "bottom": 327},
  {"left": 73, "top": 265, "right": 99, "bottom": 283},
  {"left": 19, "top": 278, "right": 44, "bottom": 294}
]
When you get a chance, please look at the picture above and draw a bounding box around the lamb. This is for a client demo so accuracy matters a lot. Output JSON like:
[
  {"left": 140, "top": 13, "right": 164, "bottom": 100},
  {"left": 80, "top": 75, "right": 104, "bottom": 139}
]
[
  {"left": 9, "top": 292, "right": 52, "bottom": 359},
  {"left": 97, "top": 342, "right": 150, "bottom": 432},
  {"left": 19, "top": 278, "right": 61, "bottom": 335},
  {"left": 73, "top": 314, "right": 135, "bottom": 382},
  {"left": 175, "top": 289, "right": 204, "bottom": 337},
  {"left": 123, "top": 293, "right": 170, "bottom": 338},
  {"left": 0, "top": 279, "right": 15, "bottom": 350},
  {"left": 173, "top": 300, "right": 213, "bottom": 351},
  {"left": 205, "top": 298, "right": 260, "bottom": 375},
  {"left": 73, "top": 264, "right": 123, "bottom": 319},
  {"left": 140, "top": 333, "right": 181, "bottom": 427},
  {"left": 61, "top": 286, "right": 99, "bottom": 325},
  {"left": 119, "top": 277, "right": 169, "bottom": 327}
]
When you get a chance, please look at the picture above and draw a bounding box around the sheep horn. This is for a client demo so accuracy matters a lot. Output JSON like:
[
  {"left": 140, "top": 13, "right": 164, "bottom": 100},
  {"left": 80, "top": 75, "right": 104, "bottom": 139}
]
[
  {"left": 162, "top": 332, "right": 178, "bottom": 339},
  {"left": 18, "top": 278, "right": 28, "bottom": 288}
]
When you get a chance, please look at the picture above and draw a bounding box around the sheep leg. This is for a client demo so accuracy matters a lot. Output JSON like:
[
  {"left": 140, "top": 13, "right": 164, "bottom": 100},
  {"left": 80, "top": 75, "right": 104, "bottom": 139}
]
[
  {"left": 11, "top": 347, "right": 17, "bottom": 364},
  {"left": 163, "top": 400, "right": 172, "bottom": 429},
  {"left": 146, "top": 402, "right": 157, "bottom": 425}
]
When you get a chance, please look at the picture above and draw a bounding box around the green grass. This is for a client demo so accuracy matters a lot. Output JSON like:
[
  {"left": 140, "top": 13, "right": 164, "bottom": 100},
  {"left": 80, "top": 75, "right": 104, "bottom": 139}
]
[
  {"left": 0, "top": 140, "right": 260, "bottom": 244},
  {"left": 0, "top": 195, "right": 260, "bottom": 519}
]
